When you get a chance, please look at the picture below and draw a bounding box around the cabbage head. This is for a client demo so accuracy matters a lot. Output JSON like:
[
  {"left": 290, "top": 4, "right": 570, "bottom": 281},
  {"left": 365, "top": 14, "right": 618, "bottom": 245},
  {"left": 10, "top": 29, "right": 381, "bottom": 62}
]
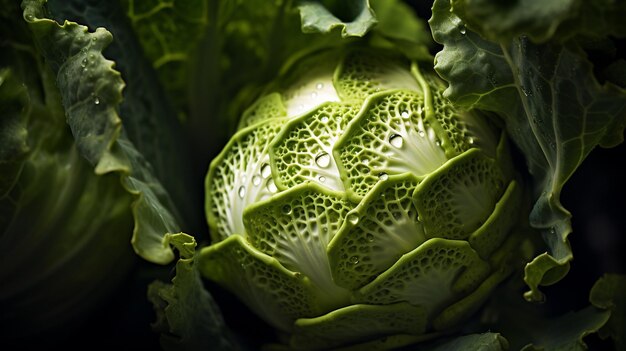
[{"left": 200, "top": 48, "right": 530, "bottom": 350}]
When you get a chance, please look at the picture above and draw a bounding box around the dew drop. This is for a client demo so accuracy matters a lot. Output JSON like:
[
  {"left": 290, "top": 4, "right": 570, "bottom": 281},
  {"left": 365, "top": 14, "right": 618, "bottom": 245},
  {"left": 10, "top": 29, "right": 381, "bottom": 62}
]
[
  {"left": 418, "top": 130, "right": 425, "bottom": 137},
  {"left": 282, "top": 205, "right": 292, "bottom": 214},
  {"left": 378, "top": 172, "right": 389, "bottom": 181},
  {"left": 25, "top": 13, "right": 34, "bottom": 21},
  {"left": 252, "top": 175, "right": 261, "bottom": 186},
  {"left": 468, "top": 137, "right": 474, "bottom": 144},
  {"left": 460, "top": 25, "right": 466, "bottom": 35},
  {"left": 348, "top": 214, "right": 359, "bottom": 225},
  {"left": 318, "top": 176, "right": 326, "bottom": 183},
  {"left": 311, "top": 92, "right": 318, "bottom": 98},
  {"left": 366, "top": 234, "right": 374, "bottom": 242},
  {"left": 266, "top": 178, "right": 278, "bottom": 193},
  {"left": 93, "top": 96, "right": 100, "bottom": 105},
  {"left": 349, "top": 256, "right": 359, "bottom": 264},
  {"left": 400, "top": 110, "right": 410, "bottom": 119},
  {"left": 316, "top": 83, "right": 324, "bottom": 90},
  {"left": 321, "top": 116, "right": 329, "bottom": 123},
  {"left": 238, "top": 186, "right": 246, "bottom": 198},
  {"left": 81, "top": 58, "right": 88, "bottom": 67},
  {"left": 389, "top": 134, "right": 404, "bottom": 148},
  {"left": 362, "top": 159, "right": 369, "bottom": 166},
  {"left": 261, "top": 163, "right": 271, "bottom": 178},
  {"left": 435, "top": 139, "right": 441, "bottom": 146},
  {"left": 315, "top": 152, "right": 331, "bottom": 168}
]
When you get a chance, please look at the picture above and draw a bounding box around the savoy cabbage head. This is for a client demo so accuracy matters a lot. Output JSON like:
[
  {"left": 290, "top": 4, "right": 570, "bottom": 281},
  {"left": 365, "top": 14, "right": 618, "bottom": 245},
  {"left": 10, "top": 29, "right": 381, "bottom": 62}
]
[{"left": 0, "top": 0, "right": 624, "bottom": 350}]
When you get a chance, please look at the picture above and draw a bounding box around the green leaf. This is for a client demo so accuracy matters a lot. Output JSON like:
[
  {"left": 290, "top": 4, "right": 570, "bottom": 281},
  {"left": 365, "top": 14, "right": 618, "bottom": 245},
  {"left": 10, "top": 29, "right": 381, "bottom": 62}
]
[
  {"left": 0, "top": 10, "right": 135, "bottom": 336},
  {"left": 197, "top": 234, "right": 322, "bottom": 332},
  {"left": 290, "top": 303, "right": 427, "bottom": 350},
  {"left": 148, "top": 233, "right": 238, "bottom": 351},
  {"left": 243, "top": 182, "right": 353, "bottom": 309},
  {"left": 430, "top": 0, "right": 626, "bottom": 301},
  {"left": 297, "top": 0, "right": 376, "bottom": 38},
  {"left": 23, "top": 0, "right": 185, "bottom": 264},
  {"left": 589, "top": 274, "right": 626, "bottom": 350}
]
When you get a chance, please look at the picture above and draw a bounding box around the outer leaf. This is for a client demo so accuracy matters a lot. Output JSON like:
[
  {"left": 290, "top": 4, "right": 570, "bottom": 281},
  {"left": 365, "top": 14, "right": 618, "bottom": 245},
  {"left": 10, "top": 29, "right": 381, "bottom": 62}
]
[
  {"left": 589, "top": 274, "right": 626, "bottom": 350},
  {"left": 430, "top": 0, "right": 626, "bottom": 301},
  {"left": 148, "top": 233, "right": 237, "bottom": 351},
  {"left": 297, "top": 0, "right": 376, "bottom": 38},
  {"left": 0, "top": 12, "right": 135, "bottom": 338},
  {"left": 23, "top": 0, "right": 183, "bottom": 264}
]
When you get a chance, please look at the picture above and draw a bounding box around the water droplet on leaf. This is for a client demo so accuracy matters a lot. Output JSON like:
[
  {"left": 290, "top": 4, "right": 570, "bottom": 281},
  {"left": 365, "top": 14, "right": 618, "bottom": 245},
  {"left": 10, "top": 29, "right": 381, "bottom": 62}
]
[
  {"left": 389, "top": 134, "right": 403, "bottom": 148},
  {"left": 238, "top": 186, "right": 246, "bottom": 198},
  {"left": 315, "top": 152, "right": 331, "bottom": 168},
  {"left": 252, "top": 175, "right": 261, "bottom": 186},
  {"left": 348, "top": 214, "right": 359, "bottom": 225},
  {"left": 266, "top": 178, "right": 278, "bottom": 193},
  {"left": 261, "top": 163, "right": 271, "bottom": 178}
]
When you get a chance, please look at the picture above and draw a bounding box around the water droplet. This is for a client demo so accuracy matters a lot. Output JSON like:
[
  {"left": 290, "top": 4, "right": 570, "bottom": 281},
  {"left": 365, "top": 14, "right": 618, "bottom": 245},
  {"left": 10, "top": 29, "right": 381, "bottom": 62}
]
[
  {"left": 316, "top": 83, "right": 324, "bottom": 90},
  {"left": 311, "top": 92, "right": 318, "bottom": 98},
  {"left": 435, "top": 139, "right": 441, "bottom": 146},
  {"left": 25, "top": 13, "right": 34, "bottom": 21},
  {"left": 389, "top": 134, "right": 404, "bottom": 148},
  {"left": 282, "top": 205, "right": 292, "bottom": 214},
  {"left": 378, "top": 172, "right": 389, "bottom": 181},
  {"left": 81, "top": 58, "right": 88, "bottom": 67},
  {"left": 468, "top": 137, "right": 474, "bottom": 144},
  {"left": 348, "top": 214, "right": 359, "bottom": 225},
  {"left": 238, "top": 186, "right": 246, "bottom": 198},
  {"left": 261, "top": 163, "right": 271, "bottom": 178},
  {"left": 362, "top": 159, "right": 369, "bottom": 166},
  {"left": 321, "top": 116, "right": 329, "bottom": 123},
  {"left": 460, "top": 25, "right": 466, "bottom": 35},
  {"left": 92, "top": 37, "right": 98, "bottom": 42},
  {"left": 266, "top": 178, "right": 278, "bottom": 193},
  {"left": 349, "top": 256, "right": 359, "bottom": 264},
  {"left": 418, "top": 130, "right": 425, "bottom": 137},
  {"left": 93, "top": 96, "right": 100, "bottom": 105},
  {"left": 252, "top": 175, "right": 261, "bottom": 186},
  {"left": 366, "top": 234, "right": 374, "bottom": 242},
  {"left": 400, "top": 110, "right": 410, "bottom": 119},
  {"left": 315, "top": 152, "right": 331, "bottom": 168},
  {"left": 318, "top": 176, "right": 326, "bottom": 182}
]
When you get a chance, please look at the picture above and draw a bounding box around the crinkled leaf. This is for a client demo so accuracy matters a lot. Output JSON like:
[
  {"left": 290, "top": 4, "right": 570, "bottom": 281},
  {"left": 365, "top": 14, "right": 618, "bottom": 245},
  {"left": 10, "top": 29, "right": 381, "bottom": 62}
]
[
  {"left": 297, "top": 0, "right": 376, "bottom": 38},
  {"left": 0, "top": 7, "right": 135, "bottom": 336},
  {"left": 23, "top": 0, "right": 187, "bottom": 264},
  {"left": 589, "top": 274, "right": 626, "bottom": 350},
  {"left": 148, "top": 233, "right": 238, "bottom": 351},
  {"left": 430, "top": 0, "right": 626, "bottom": 301}
]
